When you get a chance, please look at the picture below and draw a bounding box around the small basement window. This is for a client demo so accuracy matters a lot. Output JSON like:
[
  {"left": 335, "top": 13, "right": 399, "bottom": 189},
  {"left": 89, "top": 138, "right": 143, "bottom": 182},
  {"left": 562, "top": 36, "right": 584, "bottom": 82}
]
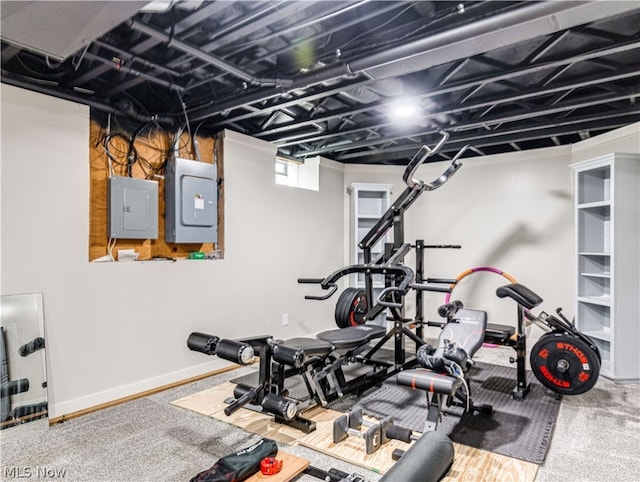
[{"left": 275, "top": 156, "right": 319, "bottom": 191}]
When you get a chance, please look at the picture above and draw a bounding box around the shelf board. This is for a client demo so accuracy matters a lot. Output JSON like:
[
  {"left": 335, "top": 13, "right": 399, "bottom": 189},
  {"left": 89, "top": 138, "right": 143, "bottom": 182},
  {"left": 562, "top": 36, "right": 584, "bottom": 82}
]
[
  {"left": 578, "top": 296, "right": 611, "bottom": 306},
  {"left": 577, "top": 200, "right": 611, "bottom": 209},
  {"left": 358, "top": 214, "right": 384, "bottom": 220},
  {"left": 580, "top": 272, "right": 611, "bottom": 278},
  {"left": 578, "top": 252, "right": 611, "bottom": 257}
]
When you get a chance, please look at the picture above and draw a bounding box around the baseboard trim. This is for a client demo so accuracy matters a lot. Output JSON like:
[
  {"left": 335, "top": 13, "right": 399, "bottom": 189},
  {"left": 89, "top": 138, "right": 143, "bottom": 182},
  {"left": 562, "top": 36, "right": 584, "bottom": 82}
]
[{"left": 49, "top": 361, "right": 237, "bottom": 425}]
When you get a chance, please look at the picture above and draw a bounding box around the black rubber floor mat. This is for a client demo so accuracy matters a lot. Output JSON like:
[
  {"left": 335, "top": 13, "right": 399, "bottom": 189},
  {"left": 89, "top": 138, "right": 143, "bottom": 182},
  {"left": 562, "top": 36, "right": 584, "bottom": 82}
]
[
  {"left": 230, "top": 360, "right": 561, "bottom": 464},
  {"left": 355, "top": 362, "right": 562, "bottom": 464}
]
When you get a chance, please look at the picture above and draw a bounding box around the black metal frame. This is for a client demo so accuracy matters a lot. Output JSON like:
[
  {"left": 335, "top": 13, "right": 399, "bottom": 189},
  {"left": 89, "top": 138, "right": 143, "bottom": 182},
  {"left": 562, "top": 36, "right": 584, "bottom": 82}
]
[{"left": 297, "top": 133, "right": 469, "bottom": 396}]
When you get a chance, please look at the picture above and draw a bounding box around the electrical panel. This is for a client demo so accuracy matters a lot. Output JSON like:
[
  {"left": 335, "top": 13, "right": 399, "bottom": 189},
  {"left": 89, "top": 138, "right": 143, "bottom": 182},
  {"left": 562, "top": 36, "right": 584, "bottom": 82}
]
[
  {"left": 108, "top": 176, "right": 158, "bottom": 239},
  {"left": 165, "top": 158, "right": 217, "bottom": 243}
]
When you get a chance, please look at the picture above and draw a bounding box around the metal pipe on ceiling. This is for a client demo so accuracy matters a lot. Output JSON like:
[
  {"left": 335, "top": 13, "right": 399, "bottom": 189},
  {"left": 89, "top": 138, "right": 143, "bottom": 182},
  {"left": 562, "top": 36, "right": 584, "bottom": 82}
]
[
  {"left": 91, "top": 39, "right": 181, "bottom": 78},
  {"left": 74, "top": 1, "right": 233, "bottom": 90},
  {"left": 216, "top": 36, "right": 640, "bottom": 128},
  {"left": 83, "top": 52, "right": 183, "bottom": 92},
  {"left": 0, "top": 70, "right": 171, "bottom": 124},
  {"left": 188, "top": 1, "right": 640, "bottom": 122},
  {"left": 129, "top": 19, "right": 293, "bottom": 88}
]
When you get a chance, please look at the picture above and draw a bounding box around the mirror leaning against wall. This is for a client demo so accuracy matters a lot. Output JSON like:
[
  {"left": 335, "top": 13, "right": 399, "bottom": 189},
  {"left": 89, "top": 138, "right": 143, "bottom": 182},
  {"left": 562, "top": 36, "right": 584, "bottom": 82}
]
[{"left": 0, "top": 293, "right": 48, "bottom": 430}]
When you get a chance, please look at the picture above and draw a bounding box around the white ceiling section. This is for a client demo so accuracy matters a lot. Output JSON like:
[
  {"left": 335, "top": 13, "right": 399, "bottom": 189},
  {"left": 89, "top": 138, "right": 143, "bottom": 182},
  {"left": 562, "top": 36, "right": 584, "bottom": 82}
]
[{"left": 0, "top": 1, "right": 149, "bottom": 60}]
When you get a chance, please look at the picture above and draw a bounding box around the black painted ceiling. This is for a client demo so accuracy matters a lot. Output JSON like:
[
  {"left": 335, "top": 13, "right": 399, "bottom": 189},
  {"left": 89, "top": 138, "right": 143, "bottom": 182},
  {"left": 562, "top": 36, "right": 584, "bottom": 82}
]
[{"left": 2, "top": 1, "right": 640, "bottom": 164}]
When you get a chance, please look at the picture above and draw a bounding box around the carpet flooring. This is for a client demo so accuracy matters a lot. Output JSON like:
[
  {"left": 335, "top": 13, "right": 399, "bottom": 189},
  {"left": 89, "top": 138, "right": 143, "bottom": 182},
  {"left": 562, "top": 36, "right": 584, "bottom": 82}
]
[{"left": 0, "top": 347, "right": 638, "bottom": 482}]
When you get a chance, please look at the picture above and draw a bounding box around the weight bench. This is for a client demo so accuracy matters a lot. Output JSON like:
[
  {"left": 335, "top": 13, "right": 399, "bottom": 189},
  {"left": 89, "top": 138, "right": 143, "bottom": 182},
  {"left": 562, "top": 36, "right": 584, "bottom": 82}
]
[
  {"left": 271, "top": 324, "right": 387, "bottom": 407},
  {"left": 187, "top": 323, "right": 388, "bottom": 432},
  {"left": 396, "top": 307, "right": 491, "bottom": 431}
]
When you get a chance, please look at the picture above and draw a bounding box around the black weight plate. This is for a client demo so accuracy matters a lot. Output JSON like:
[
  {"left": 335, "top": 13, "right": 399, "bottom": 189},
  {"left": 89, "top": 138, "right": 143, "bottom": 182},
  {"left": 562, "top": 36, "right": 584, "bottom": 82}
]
[
  {"left": 335, "top": 289, "right": 351, "bottom": 328},
  {"left": 334, "top": 288, "right": 368, "bottom": 328},
  {"left": 530, "top": 331, "right": 600, "bottom": 395}
]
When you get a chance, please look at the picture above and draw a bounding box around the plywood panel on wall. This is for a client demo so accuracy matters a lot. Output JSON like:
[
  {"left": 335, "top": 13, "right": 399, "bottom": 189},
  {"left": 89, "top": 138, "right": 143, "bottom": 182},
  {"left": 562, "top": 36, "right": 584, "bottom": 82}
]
[{"left": 88, "top": 116, "right": 224, "bottom": 261}]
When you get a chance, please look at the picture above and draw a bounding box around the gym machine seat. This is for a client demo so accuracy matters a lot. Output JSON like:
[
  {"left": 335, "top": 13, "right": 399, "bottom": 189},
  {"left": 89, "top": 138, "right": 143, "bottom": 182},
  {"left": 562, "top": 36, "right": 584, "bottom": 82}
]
[
  {"left": 316, "top": 324, "right": 387, "bottom": 350},
  {"left": 396, "top": 309, "right": 490, "bottom": 431},
  {"left": 397, "top": 309, "right": 486, "bottom": 395},
  {"left": 484, "top": 323, "right": 516, "bottom": 344}
]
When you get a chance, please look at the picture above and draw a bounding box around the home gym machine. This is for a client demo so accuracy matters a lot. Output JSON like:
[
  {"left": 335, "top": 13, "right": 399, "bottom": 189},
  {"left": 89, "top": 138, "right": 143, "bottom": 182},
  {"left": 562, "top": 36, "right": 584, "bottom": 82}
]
[
  {"left": 442, "top": 268, "right": 601, "bottom": 398},
  {"left": 187, "top": 131, "right": 471, "bottom": 433},
  {"left": 298, "top": 130, "right": 469, "bottom": 381}
]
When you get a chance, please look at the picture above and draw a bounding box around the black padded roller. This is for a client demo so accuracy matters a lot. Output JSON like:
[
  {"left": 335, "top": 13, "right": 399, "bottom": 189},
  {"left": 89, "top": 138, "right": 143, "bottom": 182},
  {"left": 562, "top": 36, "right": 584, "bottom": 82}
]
[
  {"left": 380, "top": 431, "right": 454, "bottom": 482},
  {"left": 225, "top": 386, "right": 258, "bottom": 416},
  {"left": 187, "top": 332, "right": 219, "bottom": 355},
  {"left": 272, "top": 344, "right": 306, "bottom": 368},
  {"left": 215, "top": 339, "right": 254, "bottom": 365},
  {"left": 18, "top": 337, "right": 45, "bottom": 357},
  {"left": 232, "top": 383, "right": 254, "bottom": 400},
  {"left": 438, "top": 300, "right": 463, "bottom": 319},
  {"left": 262, "top": 393, "right": 298, "bottom": 420},
  {"left": 1, "top": 379, "right": 30, "bottom": 398}
]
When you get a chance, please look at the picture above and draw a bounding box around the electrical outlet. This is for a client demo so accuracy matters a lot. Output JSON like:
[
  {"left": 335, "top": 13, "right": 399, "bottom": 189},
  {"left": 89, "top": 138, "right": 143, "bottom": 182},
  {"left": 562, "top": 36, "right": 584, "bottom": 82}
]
[{"left": 282, "top": 313, "right": 289, "bottom": 326}]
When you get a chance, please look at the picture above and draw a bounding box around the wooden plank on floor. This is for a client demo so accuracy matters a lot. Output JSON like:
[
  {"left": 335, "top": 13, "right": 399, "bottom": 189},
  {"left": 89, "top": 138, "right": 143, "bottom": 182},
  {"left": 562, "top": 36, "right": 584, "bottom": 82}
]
[
  {"left": 298, "top": 413, "right": 414, "bottom": 473},
  {"left": 173, "top": 384, "right": 538, "bottom": 481},
  {"left": 246, "top": 452, "right": 309, "bottom": 482},
  {"left": 170, "top": 382, "right": 231, "bottom": 417},
  {"left": 446, "top": 443, "right": 538, "bottom": 482},
  {"left": 172, "top": 382, "right": 343, "bottom": 445},
  {"left": 298, "top": 414, "right": 538, "bottom": 481}
]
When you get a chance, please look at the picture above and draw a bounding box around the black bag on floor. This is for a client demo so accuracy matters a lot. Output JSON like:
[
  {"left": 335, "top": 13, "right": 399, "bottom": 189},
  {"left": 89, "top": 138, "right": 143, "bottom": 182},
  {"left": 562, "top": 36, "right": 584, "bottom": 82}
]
[{"left": 190, "top": 438, "right": 278, "bottom": 482}]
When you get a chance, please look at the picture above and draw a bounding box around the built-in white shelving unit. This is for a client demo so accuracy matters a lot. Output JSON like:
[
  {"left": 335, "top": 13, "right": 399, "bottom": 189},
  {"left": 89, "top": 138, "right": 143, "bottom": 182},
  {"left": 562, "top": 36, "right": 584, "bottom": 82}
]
[
  {"left": 347, "top": 183, "right": 392, "bottom": 288},
  {"left": 572, "top": 153, "right": 639, "bottom": 381}
]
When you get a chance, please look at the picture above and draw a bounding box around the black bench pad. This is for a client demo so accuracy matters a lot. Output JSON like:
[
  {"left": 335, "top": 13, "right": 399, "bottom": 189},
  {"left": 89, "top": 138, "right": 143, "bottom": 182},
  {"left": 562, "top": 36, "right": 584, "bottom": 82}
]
[
  {"left": 281, "top": 337, "right": 334, "bottom": 357},
  {"left": 316, "top": 324, "right": 386, "bottom": 350},
  {"left": 496, "top": 283, "right": 543, "bottom": 309},
  {"left": 484, "top": 323, "right": 515, "bottom": 344}
]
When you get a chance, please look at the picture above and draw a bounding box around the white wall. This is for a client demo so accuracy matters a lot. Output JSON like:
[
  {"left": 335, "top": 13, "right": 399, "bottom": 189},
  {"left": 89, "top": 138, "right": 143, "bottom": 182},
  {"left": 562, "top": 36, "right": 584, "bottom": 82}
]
[
  {"left": 1, "top": 85, "right": 344, "bottom": 417},
  {"left": 2, "top": 84, "right": 638, "bottom": 416}
]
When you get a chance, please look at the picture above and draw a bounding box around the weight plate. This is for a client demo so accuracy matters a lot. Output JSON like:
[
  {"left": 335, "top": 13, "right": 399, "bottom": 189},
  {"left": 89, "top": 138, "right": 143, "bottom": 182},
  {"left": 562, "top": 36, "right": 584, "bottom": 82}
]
[
  {"left": 530, "top": 331, "right": 600, "bottom": 395},
  {"left": 334, "top": 288, "right": 368, "bottom": 328}
]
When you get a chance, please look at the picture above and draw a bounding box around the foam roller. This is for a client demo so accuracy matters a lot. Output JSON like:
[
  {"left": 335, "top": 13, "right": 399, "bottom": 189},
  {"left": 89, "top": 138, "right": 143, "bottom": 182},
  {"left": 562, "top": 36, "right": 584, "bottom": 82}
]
[
  {"left": 187, "top": 332, "right": 220, "bottom": 355},
  {"left": 272, "top": 344, "right": 306, "bottom": 368},
  {"left": 380, "top": 431, "right": 454, "bottom": 482},
  {"left": 262, "top": 393, "right": 297, "bottom": 420},
  {"left": 215, "top": 339, "right": 254, "bottom": 365}
]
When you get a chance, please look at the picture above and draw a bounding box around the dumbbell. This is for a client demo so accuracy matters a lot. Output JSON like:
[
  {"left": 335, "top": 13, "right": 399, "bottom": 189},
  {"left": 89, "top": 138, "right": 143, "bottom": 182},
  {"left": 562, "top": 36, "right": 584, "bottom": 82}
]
[
  {"left": 348, "top": 407, "right": 394, "bottom": 445},
  {"left": 333, "top": 413, "right": 382, "bottom": 455}
]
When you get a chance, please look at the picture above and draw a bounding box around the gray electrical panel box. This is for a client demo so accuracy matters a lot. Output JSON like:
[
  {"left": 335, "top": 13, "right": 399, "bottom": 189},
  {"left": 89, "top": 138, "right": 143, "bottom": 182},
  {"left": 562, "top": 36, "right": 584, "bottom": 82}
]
[
  {"left": 165, "top": 158, "right": 217, "bottom": 243},
  {"left": 108, "top": 176, "right": 158, "bottom": 239}
]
